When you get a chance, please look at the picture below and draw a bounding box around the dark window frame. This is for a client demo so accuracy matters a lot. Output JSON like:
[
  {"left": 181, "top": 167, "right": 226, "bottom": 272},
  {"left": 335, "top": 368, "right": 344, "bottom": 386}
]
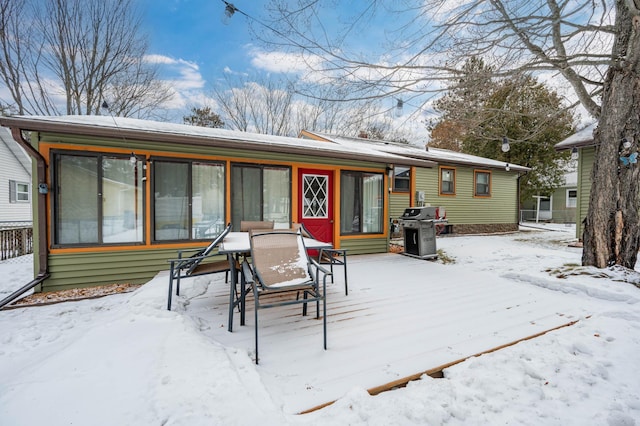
[
  {"left": 340, "top": 170, "right": 384, "bottom": 235},
  {"left": 151, "top": 157, "right": 226, "bottom": 243},
  {"left": 230, "top": 162, "right": 292, "bottom": 231},
  {"left": 51, "top": 150, "right": 146, "bottom": 248}
]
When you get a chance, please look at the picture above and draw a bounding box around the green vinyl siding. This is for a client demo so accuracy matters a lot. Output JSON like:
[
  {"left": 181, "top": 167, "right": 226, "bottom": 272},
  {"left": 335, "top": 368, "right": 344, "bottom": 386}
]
[
  {"left": 389, "top": 193, "right": 411, "bottom": 219},
  {"left": 415, "top": 166, "right": 518, "bottom": 225},
  {"left": 576, "top": 147, "right": 595, "bottom": 239},
  {"left": 338, "top": 237, "right": 388, "bottom": 255},
  {"left": 43, "top": 248, "right": 227, "bottom": 292},
  {"left": 551, "top": 186, "right": 577, "bottom": 223}
]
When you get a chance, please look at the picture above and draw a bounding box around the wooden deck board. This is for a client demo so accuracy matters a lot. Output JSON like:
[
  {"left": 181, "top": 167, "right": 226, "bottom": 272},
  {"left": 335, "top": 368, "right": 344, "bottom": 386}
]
[{"left": 180, "top": 253, "right": 588, "bottom": 414}]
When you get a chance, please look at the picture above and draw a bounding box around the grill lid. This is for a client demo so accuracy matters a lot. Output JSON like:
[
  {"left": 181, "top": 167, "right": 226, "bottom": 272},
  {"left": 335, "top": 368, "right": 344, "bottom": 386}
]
[{"left": 400, "top": 206, "right": 438, "bottom": 220}]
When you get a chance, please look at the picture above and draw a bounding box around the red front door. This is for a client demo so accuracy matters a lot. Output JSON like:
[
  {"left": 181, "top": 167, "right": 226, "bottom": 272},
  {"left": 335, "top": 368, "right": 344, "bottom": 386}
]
[{"left": 298, "top": 169, "right": 333, "bottom": 245}]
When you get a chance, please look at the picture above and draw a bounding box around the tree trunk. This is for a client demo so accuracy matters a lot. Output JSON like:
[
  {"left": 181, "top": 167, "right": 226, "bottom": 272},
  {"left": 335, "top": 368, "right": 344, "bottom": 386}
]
[{"left": 582, "top": 3, "right": 640, "bottom": 268}]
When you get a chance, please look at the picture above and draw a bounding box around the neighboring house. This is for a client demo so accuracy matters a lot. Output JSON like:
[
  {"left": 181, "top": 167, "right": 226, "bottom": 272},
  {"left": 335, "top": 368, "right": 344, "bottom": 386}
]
[
  {"left": 0, "top": 128, "right": 32, "bottom": 224},
  {"left": 520, "top": 169, "right": 577, "bottom": 224},
  {"left": 555, "top": 123, "right": 597, "bottom": 240},
  {"left": 0, "top": 115, "right": 529, "bottom": 292},
  {"left": 301, "top": 131, "right": 530, "bottom": 235}
]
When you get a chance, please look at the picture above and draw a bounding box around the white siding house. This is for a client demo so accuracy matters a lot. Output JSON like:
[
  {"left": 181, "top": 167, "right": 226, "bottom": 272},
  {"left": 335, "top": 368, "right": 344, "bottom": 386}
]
[{"left": 0, "top": 129, "right": 32, "bottom": 223}]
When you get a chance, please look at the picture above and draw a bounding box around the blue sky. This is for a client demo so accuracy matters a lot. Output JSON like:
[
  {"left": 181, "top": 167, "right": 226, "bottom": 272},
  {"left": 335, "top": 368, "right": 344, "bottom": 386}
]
[
  {"left": 137, "top": 0, "right": 268, "bottom": 116},
  {"left": 135, "top": 1, "right": 420, "bottom": 126},
  {"left": 139, "top": 0, "right": 265, "bottom": 80},
  {"left": 132, "top": 0, "right": 445, "bottom": 143},
  {"left": 116, "top": 1, "right": 596, "bottom": 135}
]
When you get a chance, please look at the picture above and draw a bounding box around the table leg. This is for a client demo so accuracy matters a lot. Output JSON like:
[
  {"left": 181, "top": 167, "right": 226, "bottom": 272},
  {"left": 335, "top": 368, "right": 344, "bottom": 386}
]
[{"left": 227, "top": 253, "right": 237, "bottom": 332}]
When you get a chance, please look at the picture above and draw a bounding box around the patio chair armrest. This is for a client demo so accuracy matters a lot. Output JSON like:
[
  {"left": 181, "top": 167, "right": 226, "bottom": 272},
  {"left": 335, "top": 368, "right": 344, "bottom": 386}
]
[
  {"left": 167, "top": 252, "right": 216, "bottom": 264},
  {"left": 173, "top": 247, "right": 205, "bottom": 260},
  {"left": 310, "top": 258, "right": 332, "bottom": 277},
  {"left": 167, "top": 252, "right": 225, "bottom": 274},
  {"left": 319, "top": 248, "right": 347, "bottom": 263},
  {"left": 319, "top": 248, "right": 346, "bottom": 256},
  {"left": 241, "top": 260, "right": 255, "bottom": 285}
]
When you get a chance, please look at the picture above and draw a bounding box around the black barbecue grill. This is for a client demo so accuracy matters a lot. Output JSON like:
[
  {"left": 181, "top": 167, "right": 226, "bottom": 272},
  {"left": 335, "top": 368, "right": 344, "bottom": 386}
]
[{"left": 398, "top": 206, "right": 446, "bottom": 259}]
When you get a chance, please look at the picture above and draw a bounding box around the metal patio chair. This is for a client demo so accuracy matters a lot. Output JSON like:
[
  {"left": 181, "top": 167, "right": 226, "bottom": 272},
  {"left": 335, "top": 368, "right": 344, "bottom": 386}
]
[
  {"left": 241, "top": 230, "right": 332, "bottom": 364},
  {"left": 294, "top": 223, "right": 349, "bottom": 295},
  {"left": 240, "top": 220, "right": 274, "bottom": 232},
  {"left": 167, "top": 223, "right": 235, "bottom": 310}
]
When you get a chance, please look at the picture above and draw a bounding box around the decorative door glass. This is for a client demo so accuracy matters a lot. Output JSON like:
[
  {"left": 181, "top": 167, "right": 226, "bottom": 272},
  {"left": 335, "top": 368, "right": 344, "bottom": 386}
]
[{"left": 303, "top": 174, "right": 328, "bottom": 218}]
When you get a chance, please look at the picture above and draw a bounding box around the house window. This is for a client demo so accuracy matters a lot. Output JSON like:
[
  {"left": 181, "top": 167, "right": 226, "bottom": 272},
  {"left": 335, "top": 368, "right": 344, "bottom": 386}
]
[
  {"left": 231, "top": 164, "right": 291, "bottom": 230},
  {"left": 153, "top": 160, "right": 225, "bottom": 241},
  {"left": 440, "top": 167, "right": 455, "bottom": 195},
  {"left": 474, "top": 170, "right": 491, "bottom": 197},
  {"left": 9, "top": 180, "right": 30, "bottom": 203},
  {"left": 53, "top": 152, "right": 144, "bottom": 246},
  {"left": 340, "top": 171, "right": 383, "bottom": 234},
  {"left": 566, "top": 189, "right": 577, "bottom": 208},
  {"left": 393, "top": 166, "right": 410, "bottom": 192}
]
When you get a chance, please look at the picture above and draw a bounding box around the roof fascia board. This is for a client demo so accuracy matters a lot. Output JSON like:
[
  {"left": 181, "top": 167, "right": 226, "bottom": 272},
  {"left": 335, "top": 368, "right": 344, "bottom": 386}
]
[
  {"left": 303, "top": 129, "right": 528, "bottom": 172},
  {"left": 0, "top": 117, "right": 434, "bottom": 168}
]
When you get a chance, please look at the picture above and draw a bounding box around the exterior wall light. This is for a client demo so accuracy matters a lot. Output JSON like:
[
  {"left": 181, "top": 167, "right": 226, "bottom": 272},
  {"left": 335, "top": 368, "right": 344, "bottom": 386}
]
[{"left": 571, "top": 147, "right": 579, "bottom": 160}]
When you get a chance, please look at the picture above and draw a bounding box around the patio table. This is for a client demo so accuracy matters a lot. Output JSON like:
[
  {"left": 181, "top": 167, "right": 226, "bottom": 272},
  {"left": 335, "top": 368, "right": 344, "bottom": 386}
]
[{"left": 219, "top": 231, "right": 333, "bottom": 332}]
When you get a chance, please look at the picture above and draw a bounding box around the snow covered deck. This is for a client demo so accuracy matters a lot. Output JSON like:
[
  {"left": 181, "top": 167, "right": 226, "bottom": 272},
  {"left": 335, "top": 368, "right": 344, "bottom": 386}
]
[{"left": 181, "top": 252, "right": 587, "bottom": 414}]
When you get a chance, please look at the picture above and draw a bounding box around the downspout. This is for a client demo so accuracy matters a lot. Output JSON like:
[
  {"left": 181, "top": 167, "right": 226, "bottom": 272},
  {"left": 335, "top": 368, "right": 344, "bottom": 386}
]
[
  {"left": 0, "top": 128, "right": 50, "bottom": 309},
  {"left": 516, "top": 170, "right": 528, "bottom": 225}
]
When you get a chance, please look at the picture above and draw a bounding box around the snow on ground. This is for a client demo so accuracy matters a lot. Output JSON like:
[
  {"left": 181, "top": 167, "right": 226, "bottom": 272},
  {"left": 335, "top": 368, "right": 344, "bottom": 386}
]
[{"left": 0, "top": 224, "right": 639, "bottom": 425}]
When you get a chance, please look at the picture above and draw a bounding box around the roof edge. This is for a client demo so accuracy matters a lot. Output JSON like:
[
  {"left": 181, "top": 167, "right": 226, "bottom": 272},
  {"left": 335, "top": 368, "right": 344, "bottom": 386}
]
[{"left": 0, "top": 116, "right": 435, "bottom": 168}]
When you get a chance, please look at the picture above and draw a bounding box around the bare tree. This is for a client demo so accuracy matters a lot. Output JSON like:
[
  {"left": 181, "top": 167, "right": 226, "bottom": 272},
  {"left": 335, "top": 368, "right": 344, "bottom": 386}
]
[
  {"left": 256, "top": 0, "right": 640, "bottom": 269},
  {"left": 0, "top": 0, "right": 31, "bottom": 114},
  {"left": 211, "top": 73, "right": 405, "bottom": 138},
  {"left": 0, "top": 0, "right": 172, "bottom": 116}
]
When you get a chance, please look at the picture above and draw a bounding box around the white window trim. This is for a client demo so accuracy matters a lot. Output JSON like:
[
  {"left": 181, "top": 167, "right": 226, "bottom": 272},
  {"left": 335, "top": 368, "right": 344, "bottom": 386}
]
[
  {"left": 9, "top": 180, "right": 30, "bottom": 203},
  {"left": 566, "top": 188, "right": 577, "bottom": 208}
]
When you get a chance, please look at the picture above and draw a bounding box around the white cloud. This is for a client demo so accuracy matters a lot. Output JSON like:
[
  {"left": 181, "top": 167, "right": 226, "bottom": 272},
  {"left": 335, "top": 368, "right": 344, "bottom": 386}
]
[
  {"left": 144, "top": 54, "right": 208, "bottom": 111},
  {"left": 143, "top": 54, "right": 181, "bottom": 65},
  {"left": 249, "top": 49, "right": 324, "bottom": 74}
]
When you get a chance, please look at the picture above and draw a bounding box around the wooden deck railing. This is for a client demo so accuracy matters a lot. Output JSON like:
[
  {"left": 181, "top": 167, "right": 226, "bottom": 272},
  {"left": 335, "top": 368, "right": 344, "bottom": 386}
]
[{"left": 0, "top": 225, "right": 33, "bottom": 260}]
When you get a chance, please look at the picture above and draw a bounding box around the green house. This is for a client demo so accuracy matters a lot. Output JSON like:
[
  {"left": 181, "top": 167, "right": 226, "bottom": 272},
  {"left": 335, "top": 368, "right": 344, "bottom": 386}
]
[
  {"left": 520, "top": 170, "right": 577, "bottom": 224},
  {"left": 1, "top": 115, "right": 528, "bottom": 293},
  {"left": 302, "top": 131, "right": 530, "bottom": 235},
  {"left": 554, "top": 123, "right": 597, "bottom": 240}
]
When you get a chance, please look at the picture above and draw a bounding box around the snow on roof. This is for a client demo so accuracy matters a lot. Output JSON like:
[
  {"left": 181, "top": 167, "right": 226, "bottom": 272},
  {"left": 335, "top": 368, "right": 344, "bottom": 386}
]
[
  {"left": 555, "top": 122, "right": 597, "bottom": 150},
  {"left": 0, "top": 115, "right": 434, "bottom": 168},
  {"left": 304, "top": 131, "right": 531, "bottom": 172}
]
